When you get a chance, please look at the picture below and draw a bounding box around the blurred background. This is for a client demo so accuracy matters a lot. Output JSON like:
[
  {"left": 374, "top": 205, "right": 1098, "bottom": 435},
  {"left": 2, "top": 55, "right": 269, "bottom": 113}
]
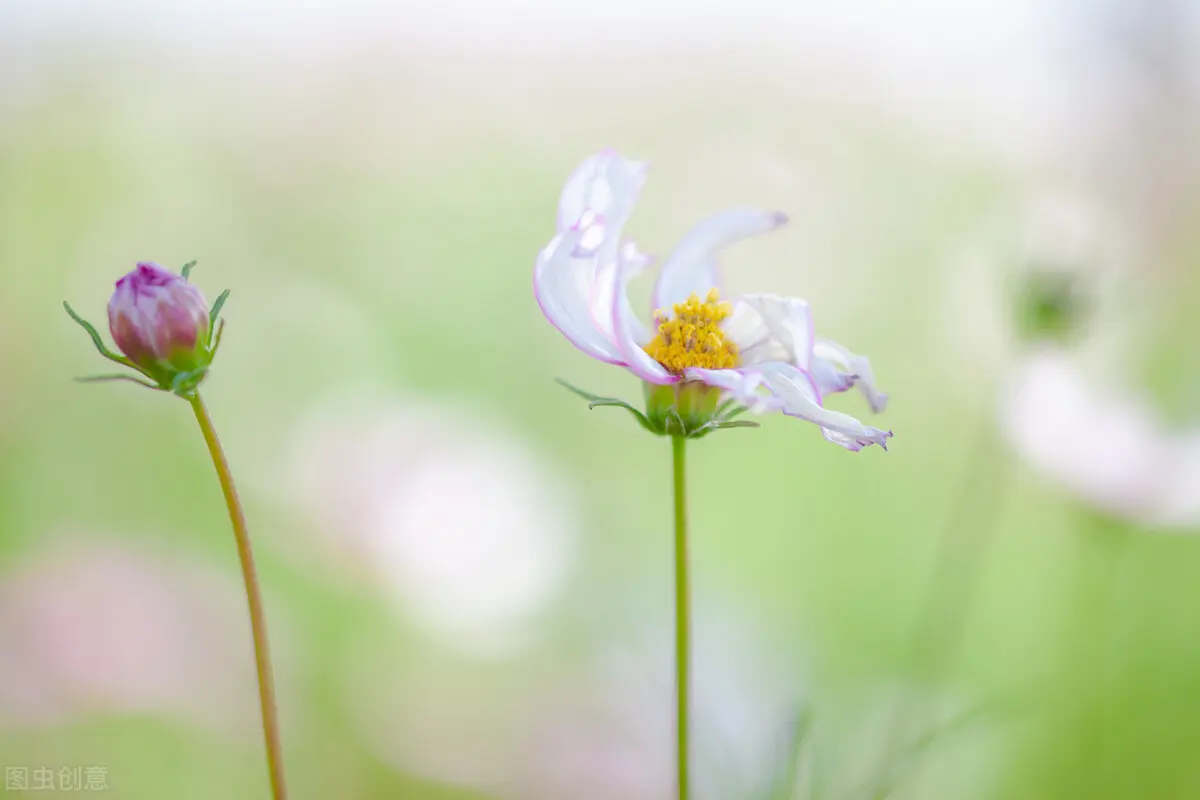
[{"left": 3, "top": 1, "right": 1200, "bottom": 797}]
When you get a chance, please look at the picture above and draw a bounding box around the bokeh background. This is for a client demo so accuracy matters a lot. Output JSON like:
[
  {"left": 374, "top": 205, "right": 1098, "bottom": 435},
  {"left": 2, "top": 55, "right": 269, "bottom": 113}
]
[{"left": 3, "top": 1, "right": 1200, "bottom": 797}]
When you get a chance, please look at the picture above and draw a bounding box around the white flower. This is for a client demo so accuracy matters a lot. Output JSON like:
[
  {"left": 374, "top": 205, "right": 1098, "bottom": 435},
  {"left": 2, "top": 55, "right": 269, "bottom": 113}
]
[
  {"left": 1000, "top": 348, "right": 1200, "bottom": 529},
  {"left": 534, "top": 150, "right": 891, "bottom": 450}
]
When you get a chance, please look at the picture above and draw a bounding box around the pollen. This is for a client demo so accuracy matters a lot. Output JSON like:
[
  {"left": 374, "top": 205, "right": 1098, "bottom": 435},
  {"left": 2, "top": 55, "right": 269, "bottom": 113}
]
[{"left": 643, "top": 288, "right": 740, "bottom": 374}]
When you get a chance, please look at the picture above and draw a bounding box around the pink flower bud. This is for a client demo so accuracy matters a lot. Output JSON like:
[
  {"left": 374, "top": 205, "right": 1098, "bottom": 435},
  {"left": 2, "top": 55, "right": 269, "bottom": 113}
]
[{"left": 107, "top": 262, "right": 211, "bottom": 374}]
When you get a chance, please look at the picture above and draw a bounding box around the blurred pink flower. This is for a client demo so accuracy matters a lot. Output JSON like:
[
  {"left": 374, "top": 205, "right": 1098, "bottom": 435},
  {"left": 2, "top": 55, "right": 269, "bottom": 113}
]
[
  {"left": 0, "top": 539, "right": 263, "bottom": 732},
  {"left": 283, "top": 389, "right": 580, "bottom": 656},
  {"left": 999, "top": 348, "right": 1200, "bottom": 528}
]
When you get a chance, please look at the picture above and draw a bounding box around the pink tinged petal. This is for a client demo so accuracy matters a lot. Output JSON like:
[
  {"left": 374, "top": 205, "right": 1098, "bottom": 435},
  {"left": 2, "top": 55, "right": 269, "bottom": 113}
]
[
  {"left": 812, "top": 339, "right": 889, "bottom": 413},
  {"left": 653, "top": 209, "right": 788, "bottom": 311},
  {"left": 754, "top": 362, "right": 892, "bottom": 450},
  {"left": 612, "top": 253, "right": 677, "bottom": 385},
  {"left": 589, "top": 256, "right": 650, "bottom": 345},
  {"left": 557, "top": 152, "right": 615, "bottom": 231},
  {"left": 534, "top": 230, "right": 626, "bottom": 365},
  {"left": 557, "top": 151, "right": 648, "bottom": 266},
  {"left": 727, "top": 293, "right": 814, "bottom": 371},
  {"left": 683, "top": 367, "right": 779, "bottom": 413}
]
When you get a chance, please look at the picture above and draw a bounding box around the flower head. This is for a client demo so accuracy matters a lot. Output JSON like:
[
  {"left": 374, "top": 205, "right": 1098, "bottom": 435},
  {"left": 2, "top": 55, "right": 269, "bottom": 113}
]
[
  {"left": 535, "top": 150, "right": 891, "bottom": 450},
  {"left": 108, "top": 262, "right": 210, "bottom": 372},
  {"left": 64, "top": 260, "right": 228, "bottom": 397}
]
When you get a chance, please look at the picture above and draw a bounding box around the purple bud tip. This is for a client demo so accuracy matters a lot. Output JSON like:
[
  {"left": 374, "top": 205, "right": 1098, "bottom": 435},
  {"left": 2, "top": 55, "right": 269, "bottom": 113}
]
[{"left": 115, "top": 262, "right": 177, "bottom": 292}]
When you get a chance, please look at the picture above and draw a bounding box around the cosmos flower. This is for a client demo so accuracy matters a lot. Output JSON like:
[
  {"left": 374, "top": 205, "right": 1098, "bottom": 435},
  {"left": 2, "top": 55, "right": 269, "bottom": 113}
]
[
  {"left": 534, "top": 150, "right": 891, "bottom": 450},
  {"left": 1000, "top": 347, "right": 1200, "bottom": 529}
]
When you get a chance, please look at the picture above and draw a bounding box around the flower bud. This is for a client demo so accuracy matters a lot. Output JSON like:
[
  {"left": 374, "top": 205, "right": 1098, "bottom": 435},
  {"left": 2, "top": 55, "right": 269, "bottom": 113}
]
[{"left": 107, "top": 262, "right": 212, "bottom": 379}]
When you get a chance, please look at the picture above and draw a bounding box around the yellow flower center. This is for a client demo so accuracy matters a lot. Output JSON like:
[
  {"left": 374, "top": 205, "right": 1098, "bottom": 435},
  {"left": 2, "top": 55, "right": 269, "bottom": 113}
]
[{"left": 643, "top": 289, "right": 740, "bottom": 374}]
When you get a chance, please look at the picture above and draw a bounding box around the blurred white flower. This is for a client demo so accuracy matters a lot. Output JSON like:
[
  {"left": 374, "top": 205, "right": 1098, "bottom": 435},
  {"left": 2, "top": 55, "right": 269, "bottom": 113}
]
[
  {"left": 999, "top": 347, "right": 1200, "bottom": 529},
  {"left": 0, "top": 539, "right": 261, "bottom": 732},
  {"left": 510, "top": 604, "right": 802, "bottom": 800},
  {"left": 284, "top": 388, "right": 579, "bottom": 656},
  {"left": 942, "top": 192, "right": 1130, "bottom": 393},
  {"left": 334, "top": 597, "right": 800, "bottom": 799}
]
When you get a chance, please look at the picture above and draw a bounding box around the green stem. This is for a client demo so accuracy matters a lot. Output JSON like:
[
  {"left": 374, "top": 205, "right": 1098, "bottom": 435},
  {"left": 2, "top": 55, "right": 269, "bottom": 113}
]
[
  {"left": 671, "top": 435, "right": 691, "bottom": 800},
  {"left": 190, "top": 393, "right": 288, "bottom": 800}
]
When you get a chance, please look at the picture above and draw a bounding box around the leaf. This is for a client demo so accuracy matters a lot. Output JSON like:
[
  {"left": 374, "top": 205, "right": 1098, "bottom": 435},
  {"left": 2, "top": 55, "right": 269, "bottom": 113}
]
[{"left": 62, "top": 301, "right": 132, "bottom": 367}]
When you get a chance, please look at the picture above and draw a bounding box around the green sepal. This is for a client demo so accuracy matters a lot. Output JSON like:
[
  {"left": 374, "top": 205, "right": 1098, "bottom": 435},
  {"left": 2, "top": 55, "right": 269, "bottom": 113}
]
[
  {"left": 74, "top": 373, "right": 165, "bottom": 392},
  {"left": 718, "top": 403, "right": 751, "bottom": 421},
  {"left": 558, "top": 378, "right": 763, "bottom": 440},
  {"left": 208, "top": 289, "right": 230, "bottom": 345},
  {"left": 210, "top": 318, "right": 226, "bottom": 355},
  {"left": 180, "top": 260, "right": 197, "bottom": 280},
  {"left": 63, "top": 301, "right": 134, "bottom": 368},
  {"left": 691, "top": 419, "right": 761, "bottom": 439},
  {"left": 555, "top": 379, "right": 660, "bottom": 435},
  {"left": 63, "top": 299, "right": 210, "bottom": 399},
  {"left": 169, "top": 367, "right": 209, "bottom": 399}
]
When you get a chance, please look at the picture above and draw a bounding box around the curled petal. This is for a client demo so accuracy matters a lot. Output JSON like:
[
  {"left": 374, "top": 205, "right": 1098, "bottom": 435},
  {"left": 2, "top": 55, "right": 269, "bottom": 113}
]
[
  {"left": 683, "top": 367, "right": 778, "bottom": 413},
  {"left": 812, "top": 339, "right": 889, "bottom": 413},
  {"left": 726, "top": 293, "right": 814, "bottom": 370},
  {"left": 612, "top": 252, "right": 677, "bottom": 385},
  {"left": 534, "top": 229, "right": 626, "bottom": 364},
  {"left": 557, "top": 151, "right": 648, "bottom": 268},
  {"left": 653, "top": 209, "right": 788, "bottom": 311},
  {"left": 589, "top": 250, "right": 652, "bottom": 345},
  {"left": 755, "top": 362, "right": 892, "bottom": 450}
]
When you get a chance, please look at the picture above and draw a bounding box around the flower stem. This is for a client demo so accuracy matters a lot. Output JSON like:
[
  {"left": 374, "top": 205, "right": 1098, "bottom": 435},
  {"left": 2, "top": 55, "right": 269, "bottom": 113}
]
[
  {"left": 190, "top": 393, "right": 288, "bottom": 800},
  {"left": 671, "top": 434, "right": 691, "bottom": 800}
]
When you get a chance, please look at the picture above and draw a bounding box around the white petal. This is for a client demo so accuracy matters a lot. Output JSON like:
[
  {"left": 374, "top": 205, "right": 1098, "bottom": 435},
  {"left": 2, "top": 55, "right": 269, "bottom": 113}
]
[
  {"left": 534, "top": 229, "right": 625, "bottom": 364},
  {"left": 683, "top": 367, "right": 779, "bottom": 413},
  {"left": 812, "top": 339, "right": 889, "bottom": 413},
  {"left": 727, "top": 293, "right": 814, "bottom": 370},
  {"left": 590, "top": 254, "right": 650, "bottom": 344},
  {"left": 612, "top": 251, "right": 676, "bottom": 385},
  {"left": 653, "top": 209, "right": 788, "bottom": 311},
  {"left": 557, "top": 151, "right": 647, "bottom": 264},
  {"left": 754, "top": 362, "right": 892, "bottom": 450}
]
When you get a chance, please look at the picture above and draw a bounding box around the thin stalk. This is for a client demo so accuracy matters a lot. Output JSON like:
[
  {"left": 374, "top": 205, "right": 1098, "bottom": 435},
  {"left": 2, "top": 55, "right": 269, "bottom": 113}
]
[
  {"left": 873, "top": 422, "right": 1009, "bottom": 799},
  {"left": 190, "top": 393, "right": 288, "bottom": 800},
  {"left": 671, "top": 435, "right": 691, "bottom": 800}
]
